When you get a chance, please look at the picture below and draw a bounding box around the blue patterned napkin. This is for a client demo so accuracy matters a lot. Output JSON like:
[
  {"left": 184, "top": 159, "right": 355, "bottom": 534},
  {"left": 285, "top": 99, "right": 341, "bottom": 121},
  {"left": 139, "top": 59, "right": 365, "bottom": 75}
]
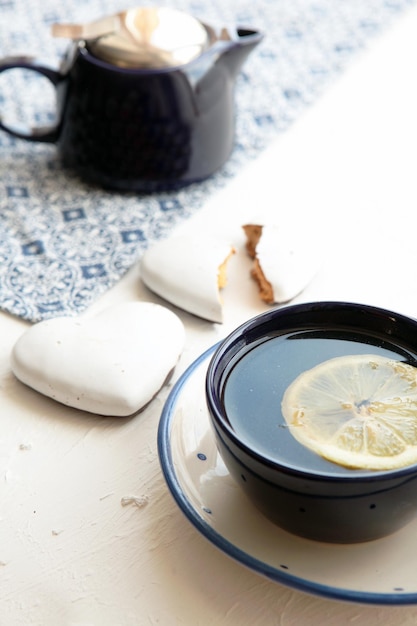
[{"left": 0, "top": 0, "right": 414, "bottom": 322}]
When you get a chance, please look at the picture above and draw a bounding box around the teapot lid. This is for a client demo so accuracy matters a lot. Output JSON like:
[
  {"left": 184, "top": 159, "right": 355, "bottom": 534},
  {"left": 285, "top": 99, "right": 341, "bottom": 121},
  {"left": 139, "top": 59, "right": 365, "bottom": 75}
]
[{"left": 52, "top": 7, "right": 211, "bottom": 69}]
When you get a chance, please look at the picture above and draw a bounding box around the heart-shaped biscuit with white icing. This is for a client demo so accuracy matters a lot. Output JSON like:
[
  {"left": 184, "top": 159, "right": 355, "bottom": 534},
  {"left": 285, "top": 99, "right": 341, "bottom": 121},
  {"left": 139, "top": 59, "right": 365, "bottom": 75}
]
[
  {"left": 243, "top": 224, "right": 322, "bottom": 304},
  {"left": 140, "top": 234, "right": 235, "bottom": 323},
  {"left": 11, "top": 302, "right": 185, "bottom": 416}
]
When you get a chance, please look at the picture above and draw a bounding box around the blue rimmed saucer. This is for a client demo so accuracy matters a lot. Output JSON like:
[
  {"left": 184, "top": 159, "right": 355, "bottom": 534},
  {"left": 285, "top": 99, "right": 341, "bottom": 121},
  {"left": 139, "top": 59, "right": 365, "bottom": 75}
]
[{"left": 158, "top": 344, "right": 417, "bottom": 605}]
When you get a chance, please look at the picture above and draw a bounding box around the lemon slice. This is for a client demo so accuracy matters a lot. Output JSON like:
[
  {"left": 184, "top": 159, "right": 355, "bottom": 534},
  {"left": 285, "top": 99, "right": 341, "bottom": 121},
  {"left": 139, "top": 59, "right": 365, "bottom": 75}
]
[{"left": 281, "top": 354, "right": 417, "bottom": 470}]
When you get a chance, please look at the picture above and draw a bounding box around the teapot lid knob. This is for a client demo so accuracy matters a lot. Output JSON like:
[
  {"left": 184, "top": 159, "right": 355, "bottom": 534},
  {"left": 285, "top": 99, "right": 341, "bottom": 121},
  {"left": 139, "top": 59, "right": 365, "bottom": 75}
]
[{"left": 52, "top": 6, "right": 211, "bottom": 69}]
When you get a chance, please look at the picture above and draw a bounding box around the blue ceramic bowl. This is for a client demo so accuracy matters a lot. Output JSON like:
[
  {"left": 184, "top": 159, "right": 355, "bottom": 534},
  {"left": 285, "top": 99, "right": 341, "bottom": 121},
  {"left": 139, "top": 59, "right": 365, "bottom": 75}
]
[{"left": 206, "top": 302, "right": 417, "bottom": 543}]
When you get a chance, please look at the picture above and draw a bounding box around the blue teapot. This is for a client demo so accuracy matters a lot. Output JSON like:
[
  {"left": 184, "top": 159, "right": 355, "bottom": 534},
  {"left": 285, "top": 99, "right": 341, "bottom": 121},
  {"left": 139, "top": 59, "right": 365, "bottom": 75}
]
[{"left": 0, "top": 7, "right": 263, "bottom": 191}]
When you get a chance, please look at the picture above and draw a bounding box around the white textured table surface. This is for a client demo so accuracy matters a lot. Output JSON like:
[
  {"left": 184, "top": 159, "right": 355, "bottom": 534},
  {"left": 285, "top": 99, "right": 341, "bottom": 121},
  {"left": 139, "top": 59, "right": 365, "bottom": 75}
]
[{"left": 2, "top": 5, "right": 417, "bottom": 625}]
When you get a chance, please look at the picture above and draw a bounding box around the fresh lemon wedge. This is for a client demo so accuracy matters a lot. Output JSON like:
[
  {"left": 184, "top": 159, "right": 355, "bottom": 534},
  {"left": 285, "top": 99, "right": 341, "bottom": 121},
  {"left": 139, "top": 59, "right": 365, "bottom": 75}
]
[{"left": 281, "top": 354, "right": 417, "bottom": 470}]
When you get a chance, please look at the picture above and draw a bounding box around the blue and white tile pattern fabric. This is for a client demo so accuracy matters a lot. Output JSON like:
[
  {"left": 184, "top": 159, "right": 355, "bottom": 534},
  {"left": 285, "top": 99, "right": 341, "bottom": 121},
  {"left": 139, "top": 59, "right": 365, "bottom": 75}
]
[{"left": 0, "top": 0, "right": 415, "bottom": 322}]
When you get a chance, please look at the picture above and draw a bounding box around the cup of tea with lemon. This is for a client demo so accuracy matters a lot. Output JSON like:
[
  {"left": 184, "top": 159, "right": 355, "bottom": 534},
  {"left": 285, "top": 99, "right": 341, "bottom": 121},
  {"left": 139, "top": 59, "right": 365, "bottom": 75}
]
[{"left": 206, "top": 302, "right": 417, "bottom": 543}]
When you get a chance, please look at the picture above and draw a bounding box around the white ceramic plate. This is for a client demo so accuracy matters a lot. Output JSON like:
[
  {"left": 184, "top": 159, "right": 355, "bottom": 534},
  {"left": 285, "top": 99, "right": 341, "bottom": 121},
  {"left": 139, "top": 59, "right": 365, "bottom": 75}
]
[{"left": 158, "top": 345, "right": 417, "bottom": 605}]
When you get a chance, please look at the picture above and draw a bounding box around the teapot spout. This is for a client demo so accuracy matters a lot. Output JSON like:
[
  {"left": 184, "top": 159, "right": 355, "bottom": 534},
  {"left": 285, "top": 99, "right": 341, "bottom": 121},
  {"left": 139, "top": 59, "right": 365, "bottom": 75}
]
[{"left": 208, "top": 26, "right": 264, "bottom": 77}]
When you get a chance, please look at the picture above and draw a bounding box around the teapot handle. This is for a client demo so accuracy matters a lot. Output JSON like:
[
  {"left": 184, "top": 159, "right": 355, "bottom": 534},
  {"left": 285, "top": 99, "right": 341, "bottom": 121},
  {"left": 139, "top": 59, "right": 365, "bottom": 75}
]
[{"left": 0, "top": 56, "right": 62, "bottom": 143}]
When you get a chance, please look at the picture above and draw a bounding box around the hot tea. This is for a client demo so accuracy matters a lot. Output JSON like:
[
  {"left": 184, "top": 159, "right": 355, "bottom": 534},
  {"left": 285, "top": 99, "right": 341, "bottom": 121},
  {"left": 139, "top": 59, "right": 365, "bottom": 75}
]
[{"left": 222, "top": 329, "right": 417, "bottom": 475}]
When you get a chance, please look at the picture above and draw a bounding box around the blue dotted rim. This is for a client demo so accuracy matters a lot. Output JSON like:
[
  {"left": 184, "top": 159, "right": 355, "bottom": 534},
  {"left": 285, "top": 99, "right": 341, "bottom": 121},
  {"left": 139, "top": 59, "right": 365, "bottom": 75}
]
[{"left": 157, "top": 343, "right": 417, "bottom": 605}]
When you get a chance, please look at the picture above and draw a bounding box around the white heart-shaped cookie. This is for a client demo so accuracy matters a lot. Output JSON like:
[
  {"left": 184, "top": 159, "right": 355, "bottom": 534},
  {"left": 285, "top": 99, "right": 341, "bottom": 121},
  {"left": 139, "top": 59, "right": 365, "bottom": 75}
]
[
  {"left": 243, "top": 224, "right": 322, "bottom": 303},
  {"left": 11, "top": 302, "right": 185, "bottom": 416},
  {"left": 140, "top": 234, "right": 235, "bottom": 322}
]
